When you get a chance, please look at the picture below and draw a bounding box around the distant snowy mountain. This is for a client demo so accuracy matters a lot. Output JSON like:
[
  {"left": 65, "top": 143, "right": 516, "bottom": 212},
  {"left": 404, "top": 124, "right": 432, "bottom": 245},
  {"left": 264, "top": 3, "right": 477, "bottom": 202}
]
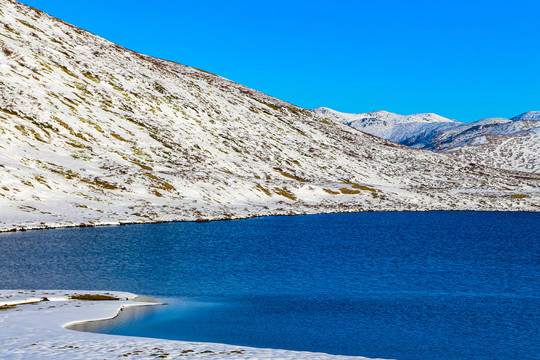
[
  {"left": 0, "top": 0, "right": 538, "bottom": 231},
  {"left": 313, "top": 107, "right": 457, "bottom": 147},
  {"left": 314, "top": 108, "right": 540, "bottom": 174},
  {"left": 511, "top": 111, "right": 540, "bottom": 121}
]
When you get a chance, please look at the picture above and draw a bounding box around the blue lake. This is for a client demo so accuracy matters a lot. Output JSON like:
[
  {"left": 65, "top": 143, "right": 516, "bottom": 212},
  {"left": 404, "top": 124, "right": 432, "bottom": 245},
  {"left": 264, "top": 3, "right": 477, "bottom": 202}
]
[{"left": 1, "top": 212, "right": 539, "bottom": 359}]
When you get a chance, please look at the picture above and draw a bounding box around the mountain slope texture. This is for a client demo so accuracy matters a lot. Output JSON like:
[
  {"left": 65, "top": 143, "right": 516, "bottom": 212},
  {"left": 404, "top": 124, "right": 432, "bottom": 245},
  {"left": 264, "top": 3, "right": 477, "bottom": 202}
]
[
  {"left": 314, "top": 108, "right": 540, "bottom": 174},
  {"left": 0, "top": 0, "right": 538, "bottom": 231}
]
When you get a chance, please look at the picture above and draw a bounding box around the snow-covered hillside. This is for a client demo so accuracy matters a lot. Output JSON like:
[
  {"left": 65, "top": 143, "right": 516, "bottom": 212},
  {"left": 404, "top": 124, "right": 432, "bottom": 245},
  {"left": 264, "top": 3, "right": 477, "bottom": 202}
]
[
  {"left": 315, "top": 108, "right": 540, "bottom": 174},
  {"left": 445, "top": 127, "right": 540, "bottom": 174},
  {"left": 0, "top": 0, "right": 538, "bottom": 231}
]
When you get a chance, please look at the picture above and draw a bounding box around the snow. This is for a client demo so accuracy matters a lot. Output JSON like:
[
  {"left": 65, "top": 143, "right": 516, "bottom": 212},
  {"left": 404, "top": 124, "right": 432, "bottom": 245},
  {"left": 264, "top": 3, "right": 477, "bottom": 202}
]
[
  {"left": 446, "top": 129, "right": 540, "bottom": 174},
  {"left": 468, "top": 136, "right": 488, "bottom": 146},
  {"left": 0, "top": 1, "right": 538, "bottom": 357},
  {"left": 314, "top": 108, "right": 455, "bottom": 125},
  {"left": 0, "top": 290, "right": 382, "bottom": 360},
  {"left": 0, "top": 0, "right": 538, "bottom": 235},
  {"left": 314, "top": 107, "right": 540, "bottom": 174},
  {"left": 312, "top": 108, "right": 457, "bottom": 145},
  {"left": 511, "top": 111, "right": 540, "bottom": 121}
]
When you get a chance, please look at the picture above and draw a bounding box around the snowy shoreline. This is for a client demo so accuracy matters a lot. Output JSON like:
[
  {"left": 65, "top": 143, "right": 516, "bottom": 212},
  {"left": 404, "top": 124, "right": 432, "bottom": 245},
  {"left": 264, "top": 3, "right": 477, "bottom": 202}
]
[
  {"left": 0, "top": 290, "right": 384, "bottom": 360},
  {"left": 2, "top": 207, "right": 539, "bottom": 234}
]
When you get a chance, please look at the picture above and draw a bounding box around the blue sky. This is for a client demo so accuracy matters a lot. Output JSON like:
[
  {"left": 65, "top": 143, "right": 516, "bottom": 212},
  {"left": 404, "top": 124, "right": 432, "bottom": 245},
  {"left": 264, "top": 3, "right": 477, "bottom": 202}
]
[{"left": 21, "top": 0, "right": 540, "bottom": 122}]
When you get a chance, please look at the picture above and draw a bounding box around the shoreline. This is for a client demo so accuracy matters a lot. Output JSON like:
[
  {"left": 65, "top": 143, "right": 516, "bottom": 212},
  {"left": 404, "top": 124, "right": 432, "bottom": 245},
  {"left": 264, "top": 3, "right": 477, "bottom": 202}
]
[
  {"left": 63, "top": 294, "right": 164, "bottom": 332},
  {"left": 0, "top": 289, "right": 384, "bottom": 360},
  {"left": 2, "top": 208, "right": 539, "bottom": 234}
]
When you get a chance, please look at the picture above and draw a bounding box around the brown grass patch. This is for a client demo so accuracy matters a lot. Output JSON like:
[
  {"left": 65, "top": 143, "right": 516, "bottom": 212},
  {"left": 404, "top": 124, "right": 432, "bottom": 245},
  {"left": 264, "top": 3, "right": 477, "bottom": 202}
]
[
  {"left": 274, "top": 187, "right": 297, "bottom": 201},
  {"left": 16, "top": 19, "right": 37, "bottom": 30},
  {"left": 344, "top": 182, "right": 379, "bottom": 198},
  {"left": 110, "top": 132, "right": 129, "bottom": 142},
  {"left": 82, "top": 177, "right": 122, "bottom": 190},
  {"left": 132, "top": 161, "right": 153, "bottom": 171},
  {"left": 144, "top": 173, "right": 175, "bottom": 191},
  {"left": 2, "top": 47, "right": 13, "bottom": 57},
  {"left": 69, "top": 294, "right": 120, "bottom": 301},
  {"left": 57, "top": 64, "right": 78, "bottom": 78},
  {"left": 339, "top": 188, "right": 360, "bottom": 195},
  {"left": 323, "top": 188, "right": 339, "bottom": 195},
  {"left": 510, "top": 194, "right": 528, "bottom": 199},
  {"left": 278, "top": 170, "right": 308, "bottom": 182},
  {"left": 255, "top": 184, "right": 271, "bottom": 196},
  {"left": 82, "top": 71, "right": 100, "bottom": 83}
]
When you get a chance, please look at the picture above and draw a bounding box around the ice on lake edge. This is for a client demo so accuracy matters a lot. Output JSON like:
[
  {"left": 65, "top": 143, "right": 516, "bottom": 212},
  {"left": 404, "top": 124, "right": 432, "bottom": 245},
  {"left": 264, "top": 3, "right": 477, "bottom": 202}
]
[{"left": 0, "top": 289, "right": 387, "bottom": 360}]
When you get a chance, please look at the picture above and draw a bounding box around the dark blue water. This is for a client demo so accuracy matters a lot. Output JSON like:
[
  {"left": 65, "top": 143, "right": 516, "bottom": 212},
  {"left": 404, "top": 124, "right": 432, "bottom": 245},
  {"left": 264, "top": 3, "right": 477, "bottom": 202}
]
[{"left": 1, "top": 212, "right": 539, "bottom": 359}]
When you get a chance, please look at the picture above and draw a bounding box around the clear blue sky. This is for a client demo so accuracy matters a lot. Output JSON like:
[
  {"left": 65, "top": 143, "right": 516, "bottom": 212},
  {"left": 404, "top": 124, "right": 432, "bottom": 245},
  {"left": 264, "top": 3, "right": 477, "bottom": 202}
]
[{"left": 20, "top": 0, "right": 540, "bottom": 122}]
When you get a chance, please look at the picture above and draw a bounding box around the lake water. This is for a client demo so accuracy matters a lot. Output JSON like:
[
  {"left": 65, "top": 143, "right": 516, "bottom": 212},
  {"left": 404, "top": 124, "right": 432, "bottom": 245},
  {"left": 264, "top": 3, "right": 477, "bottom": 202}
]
[{"left": 1, "top": 212, "right": 539, "bottom": 359}]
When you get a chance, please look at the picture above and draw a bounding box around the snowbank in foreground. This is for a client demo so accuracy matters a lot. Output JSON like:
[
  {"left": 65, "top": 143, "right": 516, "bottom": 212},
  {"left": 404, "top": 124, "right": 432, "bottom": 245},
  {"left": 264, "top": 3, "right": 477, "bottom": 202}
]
[{"left": 0, "top": 290, "right": 384, "bottom": 360}]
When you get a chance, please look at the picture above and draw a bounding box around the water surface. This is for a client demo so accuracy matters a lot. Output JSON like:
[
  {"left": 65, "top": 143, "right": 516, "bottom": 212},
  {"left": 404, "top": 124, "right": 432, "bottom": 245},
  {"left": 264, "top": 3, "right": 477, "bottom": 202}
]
[{"left": 1, "top": 212, "right": 539, "bottom": 359}]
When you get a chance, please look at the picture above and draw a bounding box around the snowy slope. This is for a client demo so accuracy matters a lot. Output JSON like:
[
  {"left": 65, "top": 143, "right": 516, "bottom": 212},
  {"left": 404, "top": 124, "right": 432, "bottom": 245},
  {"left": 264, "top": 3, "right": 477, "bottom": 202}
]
[
  {"left": 427, "top": 118, "right": 537, "bottom": 149},
  {"left": 445, "top": 127, "right": 540, "bottom": 174},
  {"left": 0, "top": 0, "right": 538, "bottom": 232},
  {"left": 315, "top": 108, "right": 540, "bottom": 174}
]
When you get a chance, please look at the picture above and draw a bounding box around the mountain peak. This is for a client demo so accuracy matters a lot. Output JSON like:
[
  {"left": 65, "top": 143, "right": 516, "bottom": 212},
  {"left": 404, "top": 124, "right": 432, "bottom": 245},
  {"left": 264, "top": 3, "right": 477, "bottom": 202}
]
[
  {"left": 313, "top": 107, "right": 455, "bottom": 125},
  {"left": 511, "top": 111, "right": 540, "bottom": 121}
]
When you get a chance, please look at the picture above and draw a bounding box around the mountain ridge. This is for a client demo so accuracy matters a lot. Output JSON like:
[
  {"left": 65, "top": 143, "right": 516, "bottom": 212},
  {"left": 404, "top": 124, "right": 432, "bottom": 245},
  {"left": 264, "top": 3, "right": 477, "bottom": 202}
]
[
  {"left": 511, "top": 111, "right": 540, "bottom": 121},
  {"left": 314, "top": 107, "right": 540, "bottom": 174}
]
